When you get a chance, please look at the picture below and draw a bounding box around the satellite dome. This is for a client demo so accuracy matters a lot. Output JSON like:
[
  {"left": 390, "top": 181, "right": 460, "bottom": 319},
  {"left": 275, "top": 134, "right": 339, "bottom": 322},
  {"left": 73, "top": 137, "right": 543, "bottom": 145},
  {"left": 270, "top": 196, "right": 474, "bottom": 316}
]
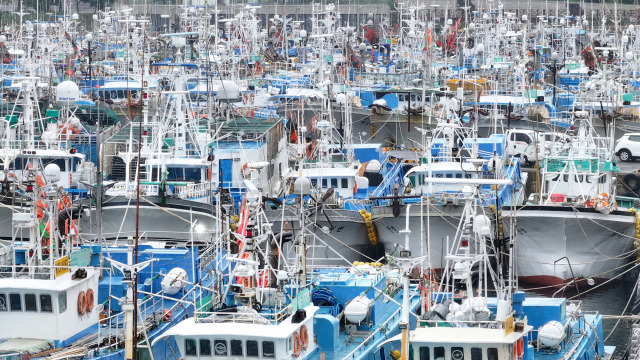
[
  {"left": 216, "top": 80, "right": 240, "bottom": 102},
  {"left": 44, "top": 164, "right": 61, "bottom": 183},
  {"left": 57, "top": 81, "right": 80, "bottom": 106}
]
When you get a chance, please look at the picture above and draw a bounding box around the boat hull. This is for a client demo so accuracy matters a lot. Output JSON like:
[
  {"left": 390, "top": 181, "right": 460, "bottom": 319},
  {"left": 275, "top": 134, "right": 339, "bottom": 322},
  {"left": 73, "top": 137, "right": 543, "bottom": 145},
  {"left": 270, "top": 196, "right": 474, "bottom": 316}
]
[
  {"left": 265, "top": 207, "right": 384, "bottom": 266},
  {"left": 78, "top": 196, "right": 218, "bottom": 242},
  {"left": 504, "top": 206, "right": 637, "bottom": 287}
]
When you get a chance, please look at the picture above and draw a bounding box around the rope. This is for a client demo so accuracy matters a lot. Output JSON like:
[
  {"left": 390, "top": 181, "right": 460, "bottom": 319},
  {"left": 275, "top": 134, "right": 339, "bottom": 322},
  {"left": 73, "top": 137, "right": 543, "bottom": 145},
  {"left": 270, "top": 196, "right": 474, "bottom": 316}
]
[{"left": 604, "top": 275, "right": 640, "bottom": 342}]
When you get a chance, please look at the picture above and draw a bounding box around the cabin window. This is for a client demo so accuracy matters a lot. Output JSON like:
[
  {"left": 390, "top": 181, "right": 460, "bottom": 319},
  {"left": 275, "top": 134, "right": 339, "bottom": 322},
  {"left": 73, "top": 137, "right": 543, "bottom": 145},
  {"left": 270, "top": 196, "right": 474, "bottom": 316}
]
[
  {"left": 341, "top": 178, "right": 348, "bottom": 188},
  {"left": 184, "top": 168, "right": 201, "bottom": 182},
  {"left": 167, "top": 167, "right": 183, "bottom": 181},
  {"left": 231, "top": 340, "right": 243, "bottom": 356},
  {"left": 200, "top": 339, "right": 211, "bottom": 356},
  {"left": 9, "top": 293, "right": 21, "bottom": 311},
  {"left": 311, "top": 179, "right": 318, "bottom": 187},
  {"left": 0, "top": 293, "right": 6, "bottom": 311},
  {"left": 471, "top": 348, "right": 482, "bottom": 360},
  {"left": 586, "top": 176, "right": 593, "bottom": 183},
  {"left": 435, "top": 173, "right": 443, "bottom": 178},
  {"left": 214, "top": 340, "right": 228, "bottom": 356},
  {"left": 451, "top": 347, "right": 464, "bottom": 360},
  {"left": 563, "top": 174, "right": 569, "bottom": 182},
  {"left": 185, "top": 339, "right": 197, "bottom": 356},
  {"left": 575, "top": 175, "right": 583, "bottom": 183},
  {"left": 419, "top": 346, "right": 430, "bottom": 360},
  {"left": 288, "top": 337, "right": 293, "bottom": 353},
  {"left": 399, "top": 94, "right": 406, "bottom": 101},
  {"left": 514, "top": 133, "right": 531, "bottom": 144},
  {"left": 487, "top": 348, "right": 499, "bottom": 360},
  {"left": 40, "top": 294, "right": 52, "bottom": 312},
  {"left": 599, "top": 176, "right": 606, "bottom": 184},
  {"left": 151, "top": 168, "right": 160, "bottom": 181},
  {"left": 434, "top": 346, "right": 445, "bottom": 360},
  {"left": 322, "top": 179, "right": 328, "bottom": 188},
  {"left": 456, "top": 173, "right": 462, "bottom": 178},
  {"left": 331, "top": 178, "right": 338, "bottom": 188},
  {"left": 247, "top": 340, "right": 259, "bottom": 357},
  {"left": 446, "top": 173, "right": 452, "bottom": 178},
  {"left": 58, "top": 291, "right": 67, "bottom": 313},
  {"left": 263, "top": 341, "right": 275, "bottom": 358},
  {"left": 24, "top": 293, "right": 37, "bottom": 312}
]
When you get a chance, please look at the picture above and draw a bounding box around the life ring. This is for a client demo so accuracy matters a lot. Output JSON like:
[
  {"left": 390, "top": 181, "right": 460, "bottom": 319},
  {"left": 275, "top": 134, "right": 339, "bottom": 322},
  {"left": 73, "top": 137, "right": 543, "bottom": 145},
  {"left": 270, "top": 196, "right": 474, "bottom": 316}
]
[
  {"left": 241, "top": 163, "right": 249, "bottom": 178},
  {"left": 249, "top": 93, "right": 255, "bottom": 105},
  {"left": 78, "top": 291, "right": 86, "bottom": 315},
  {"left": 300, "top": 325, "right": 309, "bottom": 351},
  {"left": 293, "top": 331, "right": 301, "bottom": 357},
  {"left": 243, "top": 93, "right": 249, "bottom": 104},
  {"left": 515, "top": 338, "right": 524, "bottom": 360},
  {"left": 85, "top": 288, "right": 94, "bottom": 313}
]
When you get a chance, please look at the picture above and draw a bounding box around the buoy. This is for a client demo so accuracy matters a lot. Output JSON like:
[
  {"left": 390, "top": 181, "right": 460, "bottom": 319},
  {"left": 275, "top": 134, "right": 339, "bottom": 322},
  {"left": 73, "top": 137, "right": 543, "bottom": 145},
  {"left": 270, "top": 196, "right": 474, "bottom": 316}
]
[
  {"left": 300, "top": 325, "right": 309, "bottom": 351},
  {"left": 293, "top": 330, "right": 301, "bottom": 357},
  {"left": 85, "top": 288, "right": 94, "bottom": 313},
  {"left": 78, "top": 291, "right": 86, "bottom": 315}
]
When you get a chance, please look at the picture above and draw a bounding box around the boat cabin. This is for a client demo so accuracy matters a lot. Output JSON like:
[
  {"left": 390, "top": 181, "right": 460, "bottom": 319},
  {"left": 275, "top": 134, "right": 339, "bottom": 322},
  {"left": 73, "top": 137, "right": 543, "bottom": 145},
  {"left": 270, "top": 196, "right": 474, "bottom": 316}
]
[
  {"left": 404, "top": 162, "right": 477, "bottom": 195},
  {"left": 408, "top": 327, "right": 530, "bottom": 360},
  {"left": 157, "top": 305, "right": 318, "bottom": 360},
  {"left": 0, "top": 149, "right": 89, "bottom": 189},
  {"left": 286, "top": 166, "right": 369, "bottom": 199},
  {"left": 0, "top": 266, "right": 100, "bottom": 347}
]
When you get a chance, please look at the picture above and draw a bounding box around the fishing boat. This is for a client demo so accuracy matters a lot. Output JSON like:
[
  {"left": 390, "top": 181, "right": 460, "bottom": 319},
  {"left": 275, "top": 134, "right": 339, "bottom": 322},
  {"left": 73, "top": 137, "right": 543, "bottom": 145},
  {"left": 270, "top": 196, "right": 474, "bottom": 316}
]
[
  {"left": 373, "top": 111, "right": 527, "bottom": 271},
  {"left": 504, "top": 110, "right": 636, "bottom": 287},
  {"left": 379, "top": 180, "right": 611, "bottom": 360},
  {"left": 154, "top": 180, "right": 421, "bottom": 360},
  {"left": 0, "top": 162, "right": 228, "bottom": 359}
]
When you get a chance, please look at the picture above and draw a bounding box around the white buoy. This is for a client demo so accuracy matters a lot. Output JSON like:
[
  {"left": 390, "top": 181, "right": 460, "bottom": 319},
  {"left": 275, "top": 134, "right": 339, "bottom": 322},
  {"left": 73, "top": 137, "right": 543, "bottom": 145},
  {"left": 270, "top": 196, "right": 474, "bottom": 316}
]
[
  {"left": 539, "top": 321, "right": 566, "bottom": 347},
  {"left": 344, "top": 294, "right": 372, "bottom": 324},
  {"left": 161, "top": 268, "right": 188, "bottom": 295}
]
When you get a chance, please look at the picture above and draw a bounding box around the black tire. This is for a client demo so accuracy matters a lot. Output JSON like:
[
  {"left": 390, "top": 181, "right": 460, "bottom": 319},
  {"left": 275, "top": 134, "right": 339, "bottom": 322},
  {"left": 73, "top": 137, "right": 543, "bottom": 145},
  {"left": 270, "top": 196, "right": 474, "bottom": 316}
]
[
  {"left": 623, "top": 173, "right": 640, "bottom": 192},
  {"left": 619, "top": 149, "right": 632, "bottom": 162}
]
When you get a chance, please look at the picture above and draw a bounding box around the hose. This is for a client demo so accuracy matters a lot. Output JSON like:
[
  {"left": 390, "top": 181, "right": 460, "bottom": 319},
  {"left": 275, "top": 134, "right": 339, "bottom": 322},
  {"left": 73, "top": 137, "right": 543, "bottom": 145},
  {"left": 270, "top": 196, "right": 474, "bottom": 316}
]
[{"left": 311, "top": 286, "right": 344, "bottom": 317}]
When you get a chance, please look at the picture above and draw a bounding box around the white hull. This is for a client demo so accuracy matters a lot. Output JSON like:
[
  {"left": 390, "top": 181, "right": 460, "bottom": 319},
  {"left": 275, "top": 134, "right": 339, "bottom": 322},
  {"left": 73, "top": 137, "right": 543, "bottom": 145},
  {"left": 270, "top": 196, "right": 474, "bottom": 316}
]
[
  {"left": 504, "top": 206, "right": 636, "bottom": 286},
  {"left": 78, "top": 196, "right": 218, "bottom": 242},
  {"left": 373, "top": 204, "right": 481, "bottom": 269},
  {"left": 265, "top": 207, "right": 384, "bottom": 266}
]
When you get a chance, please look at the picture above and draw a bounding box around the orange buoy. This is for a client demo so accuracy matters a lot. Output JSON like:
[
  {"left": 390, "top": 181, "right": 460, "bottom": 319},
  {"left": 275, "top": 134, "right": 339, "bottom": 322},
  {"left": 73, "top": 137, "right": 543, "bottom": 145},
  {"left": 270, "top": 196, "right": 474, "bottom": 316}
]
[
  {"left": 300, "top": 325, "right": 309, "bottom": 351},
  {"left": 78, "top": 291, "right": 86, "bottom": 315},
  {"left": 85, "top": 289, "right": 94, "bottom": 313},
  {"left": 293, "top": 331, "right": 301, "bottom": 357}
]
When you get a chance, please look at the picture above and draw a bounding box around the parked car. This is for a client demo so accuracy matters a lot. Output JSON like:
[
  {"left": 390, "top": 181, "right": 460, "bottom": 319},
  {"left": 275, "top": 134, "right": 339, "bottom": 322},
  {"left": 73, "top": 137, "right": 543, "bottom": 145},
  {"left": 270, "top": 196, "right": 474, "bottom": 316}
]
[{"left": 615, "top": 132, "right": 640, "bottom": 162}]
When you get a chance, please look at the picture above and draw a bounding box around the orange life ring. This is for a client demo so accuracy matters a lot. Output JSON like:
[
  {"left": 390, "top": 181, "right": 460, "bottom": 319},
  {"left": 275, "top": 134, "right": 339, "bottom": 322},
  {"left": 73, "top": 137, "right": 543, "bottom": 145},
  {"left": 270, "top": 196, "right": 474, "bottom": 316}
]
[
  {"left": 249, "top": 93, "right": 255, "bottom": 105},
  {"left": 243, "top": 93, "right": 249, "bottom": 104},
  {"left": 78, "top": 291, "right": 86, "bottom": 315},
  {"left": 300, "top": 325, "right": 309, "bottom": 351},
  {"left": 293, "top": 331, "right": 301, "bottom": 357},
  {"left": 515, "top": 338, "right": 524, "bottom": 360},
  {"left": 85, "top": 289, "right": 94, "bottom": 313}
]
